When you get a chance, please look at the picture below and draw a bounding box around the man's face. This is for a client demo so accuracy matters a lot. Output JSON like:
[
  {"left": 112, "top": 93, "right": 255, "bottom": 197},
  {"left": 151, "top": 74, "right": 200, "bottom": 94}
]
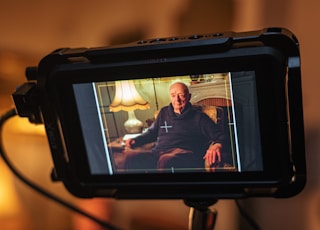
[{"left": 169, "top": 83, "right": 191, "bottom": 114}]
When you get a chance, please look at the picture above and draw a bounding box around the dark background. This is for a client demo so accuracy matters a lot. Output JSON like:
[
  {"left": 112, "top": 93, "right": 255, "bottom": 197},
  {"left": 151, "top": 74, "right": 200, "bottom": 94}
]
[{"left": 0, "top": 1, "right": 319, "bottom": 230}]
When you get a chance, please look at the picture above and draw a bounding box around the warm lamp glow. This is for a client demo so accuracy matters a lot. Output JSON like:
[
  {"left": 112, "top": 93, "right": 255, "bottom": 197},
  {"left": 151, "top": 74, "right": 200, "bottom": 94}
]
[
  {"left": 0, "top": 162, "right": 21, "bottom": 217},
  {"left": 110, "top": 80, "right": 149, "bottom": 112},
  {"left": 110, "top": 80, "right": 150, "bottom": 133}
]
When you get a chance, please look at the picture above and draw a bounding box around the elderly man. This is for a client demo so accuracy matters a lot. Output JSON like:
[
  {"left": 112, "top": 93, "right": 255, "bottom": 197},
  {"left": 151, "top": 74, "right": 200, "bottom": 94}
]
[{"left": 124, "top": 82, "right": 225, "bottom": 172}]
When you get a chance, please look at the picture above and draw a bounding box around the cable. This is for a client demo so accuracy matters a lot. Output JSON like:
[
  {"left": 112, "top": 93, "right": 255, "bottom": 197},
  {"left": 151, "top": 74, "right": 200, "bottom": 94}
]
[
  {"left": 1, "top": 108, "right": 263, "bottom": 230},
  {"left": 235, "top": 199, "right": 261, "bottom": 230},
  {"left": 0, "top": 108, "right": 122, "bottom": 230}
]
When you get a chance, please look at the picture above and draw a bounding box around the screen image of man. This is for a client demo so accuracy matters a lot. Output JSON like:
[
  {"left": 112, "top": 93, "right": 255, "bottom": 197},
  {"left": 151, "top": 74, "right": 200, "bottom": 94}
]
[{"left": 124, "top": 82, "right": 225, "bottom": 172}]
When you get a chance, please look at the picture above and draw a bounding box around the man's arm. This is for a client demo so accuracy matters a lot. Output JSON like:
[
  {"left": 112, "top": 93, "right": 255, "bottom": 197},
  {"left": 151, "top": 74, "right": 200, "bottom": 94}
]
[
  {"left": 125, "top": 115, "right": 160, "bottom": 149},
  {"left": 200, "top": 113, "right": 225, "bottom": 165}
]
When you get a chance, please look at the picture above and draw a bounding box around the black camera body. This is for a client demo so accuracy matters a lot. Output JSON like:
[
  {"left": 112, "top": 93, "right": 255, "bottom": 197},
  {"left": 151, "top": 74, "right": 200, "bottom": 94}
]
[{"left": 13, "top": 28, "right": 306, "bottom": 199}]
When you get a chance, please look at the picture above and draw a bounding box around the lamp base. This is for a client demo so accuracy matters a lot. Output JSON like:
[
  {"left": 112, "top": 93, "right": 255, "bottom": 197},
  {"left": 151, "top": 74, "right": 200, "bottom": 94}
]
[{"left": 124, "top": 110, "right": 144, "bottom": 134}]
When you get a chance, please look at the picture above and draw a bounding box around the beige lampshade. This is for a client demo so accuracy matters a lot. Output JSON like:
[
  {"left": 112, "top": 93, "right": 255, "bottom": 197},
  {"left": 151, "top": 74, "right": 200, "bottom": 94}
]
[
  {"left": 110, "top": 80, "right": 150, "bottom": 133},
  {"left": 110, "top": 80, "right": 150, "bottom": 112}
]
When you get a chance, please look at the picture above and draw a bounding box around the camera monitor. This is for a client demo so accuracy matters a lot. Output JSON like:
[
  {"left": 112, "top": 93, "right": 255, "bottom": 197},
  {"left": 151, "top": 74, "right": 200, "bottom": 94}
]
[{"left": 13, "top": 28, "right": 306, "bottom": 199}]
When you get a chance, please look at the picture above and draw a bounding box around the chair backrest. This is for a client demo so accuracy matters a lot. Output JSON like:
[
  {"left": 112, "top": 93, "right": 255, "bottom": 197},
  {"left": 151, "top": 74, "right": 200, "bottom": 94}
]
[{"left": 192, "top": 98, "right": 226, "bottom": 133}]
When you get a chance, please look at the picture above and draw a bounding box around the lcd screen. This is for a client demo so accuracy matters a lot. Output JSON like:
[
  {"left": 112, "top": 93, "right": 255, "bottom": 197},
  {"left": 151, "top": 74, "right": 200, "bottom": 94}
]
[{"left": 73, "top": 71, "right": 262, "bottom": 175}]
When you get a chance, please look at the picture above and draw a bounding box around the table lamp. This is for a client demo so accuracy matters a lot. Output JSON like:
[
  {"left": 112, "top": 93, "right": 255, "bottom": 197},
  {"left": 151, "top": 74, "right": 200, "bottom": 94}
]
[{"left": 109, "top": 80, "right": 150, "bottom": 134}]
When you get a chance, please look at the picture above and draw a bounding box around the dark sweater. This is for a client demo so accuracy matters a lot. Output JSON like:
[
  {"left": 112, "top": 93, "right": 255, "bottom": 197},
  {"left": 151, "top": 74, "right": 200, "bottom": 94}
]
[{"left": 133, "top": 102, "right": 224, "bottom": 156}]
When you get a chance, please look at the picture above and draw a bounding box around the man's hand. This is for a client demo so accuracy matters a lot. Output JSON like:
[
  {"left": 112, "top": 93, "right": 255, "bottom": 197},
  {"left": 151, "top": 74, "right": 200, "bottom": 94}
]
[
  {"left": 203, "top": 143, "right": 222, "bottom": 166},
  {"left": 125, "top": 138, "right": 136, "bottom": 148}
]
